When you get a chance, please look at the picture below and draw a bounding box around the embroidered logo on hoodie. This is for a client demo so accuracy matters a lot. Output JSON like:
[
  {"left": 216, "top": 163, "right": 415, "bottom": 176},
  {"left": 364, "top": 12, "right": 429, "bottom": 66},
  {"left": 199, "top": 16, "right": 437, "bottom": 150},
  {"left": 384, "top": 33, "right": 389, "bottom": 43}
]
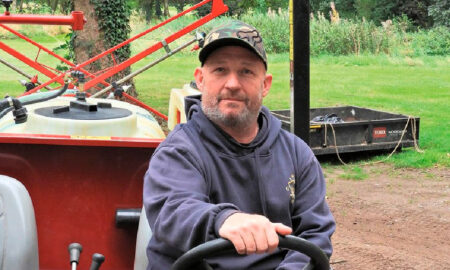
[{"left": 285, "top": 174, "right": 296, "bottom": 205}]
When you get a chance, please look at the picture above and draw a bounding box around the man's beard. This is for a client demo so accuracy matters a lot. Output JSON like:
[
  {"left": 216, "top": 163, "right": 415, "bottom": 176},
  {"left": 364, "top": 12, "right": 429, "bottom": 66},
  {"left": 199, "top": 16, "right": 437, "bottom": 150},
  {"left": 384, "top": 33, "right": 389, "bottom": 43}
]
[{"left": 201, "top": 90, "right": 262, "bottom": 129}]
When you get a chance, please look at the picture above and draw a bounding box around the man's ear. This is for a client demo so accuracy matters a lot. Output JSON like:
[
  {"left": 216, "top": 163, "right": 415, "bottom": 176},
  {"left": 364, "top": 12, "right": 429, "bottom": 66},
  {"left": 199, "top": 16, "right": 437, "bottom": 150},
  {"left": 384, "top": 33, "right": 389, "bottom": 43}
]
[
  {"left": 194, "top": 67, "right": 204, "bottom": 92},
  {"left": 262, "top": 73, "right": 272, "bottom": 97}
]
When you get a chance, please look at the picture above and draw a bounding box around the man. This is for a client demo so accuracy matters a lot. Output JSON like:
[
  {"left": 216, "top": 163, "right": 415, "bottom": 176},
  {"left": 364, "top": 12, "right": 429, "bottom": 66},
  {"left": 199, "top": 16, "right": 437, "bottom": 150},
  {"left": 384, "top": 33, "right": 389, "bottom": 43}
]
[{"left": 144, "top": 20, "right": 335, "bottom": 269}]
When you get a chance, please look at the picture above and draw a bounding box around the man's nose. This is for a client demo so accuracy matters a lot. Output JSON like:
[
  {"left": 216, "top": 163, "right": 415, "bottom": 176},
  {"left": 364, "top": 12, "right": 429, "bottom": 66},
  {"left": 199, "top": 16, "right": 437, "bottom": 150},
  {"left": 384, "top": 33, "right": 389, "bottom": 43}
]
[{"left": 224, "top": 72, "right": 241, "bottom": 90}]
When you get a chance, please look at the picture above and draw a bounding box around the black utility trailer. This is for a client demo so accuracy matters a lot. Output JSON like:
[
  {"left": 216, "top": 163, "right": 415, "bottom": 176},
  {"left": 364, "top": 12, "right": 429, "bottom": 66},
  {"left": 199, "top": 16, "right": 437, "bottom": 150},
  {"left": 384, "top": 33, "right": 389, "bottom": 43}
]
[{"left": 272, "top": 106, "right": 420, "bottom": 156}]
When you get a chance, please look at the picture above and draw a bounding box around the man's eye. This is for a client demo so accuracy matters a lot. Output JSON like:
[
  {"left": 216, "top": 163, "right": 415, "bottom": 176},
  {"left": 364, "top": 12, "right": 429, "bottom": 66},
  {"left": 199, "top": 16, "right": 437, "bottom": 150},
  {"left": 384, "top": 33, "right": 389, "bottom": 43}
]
[
  {"left": 214, "top": 67, "right": 225, "bottom": 72},
  {"left": 242, "top": 69, "right": 253, "bottom": 75}
]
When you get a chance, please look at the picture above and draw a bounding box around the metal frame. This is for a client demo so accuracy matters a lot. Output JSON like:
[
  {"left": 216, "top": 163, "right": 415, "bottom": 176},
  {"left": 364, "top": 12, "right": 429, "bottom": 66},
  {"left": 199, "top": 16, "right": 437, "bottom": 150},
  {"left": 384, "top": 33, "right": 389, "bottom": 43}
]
[
  {"left": 0, "top": 132, "right": 162, "bottom": 148},
  {"left": 290, "top": 0, "right": 310, "bottom": 144},
  {"left": 0, "top": 11, "right": 86, "bottom": 30},
  {"left": 0, "top": 0, "right": 228, "bottom": 120}
]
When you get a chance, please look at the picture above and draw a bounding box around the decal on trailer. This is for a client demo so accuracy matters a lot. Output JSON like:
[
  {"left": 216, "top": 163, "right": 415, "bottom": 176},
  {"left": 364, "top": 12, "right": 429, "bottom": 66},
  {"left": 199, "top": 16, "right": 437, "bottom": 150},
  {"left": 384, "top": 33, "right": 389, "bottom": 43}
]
[
  {"left": 388, "top": 130, "right": 405, "bottom": 135},
  {"left": 373, "top": 127, "right": 387, "bottom": 138}
]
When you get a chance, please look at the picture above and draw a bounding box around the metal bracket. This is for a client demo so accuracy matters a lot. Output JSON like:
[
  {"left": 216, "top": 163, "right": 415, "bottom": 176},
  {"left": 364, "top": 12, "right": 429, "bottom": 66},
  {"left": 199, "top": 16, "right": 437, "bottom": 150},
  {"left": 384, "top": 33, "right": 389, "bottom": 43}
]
[
  {"left": 195, "top": 31, "right": 206, "bottom": 47},
  {"left": 161, "top": 39, "right": 171, "bottom": 55},
  {"left": 6, "top": 96, "right": 13, "bottom": 107}
]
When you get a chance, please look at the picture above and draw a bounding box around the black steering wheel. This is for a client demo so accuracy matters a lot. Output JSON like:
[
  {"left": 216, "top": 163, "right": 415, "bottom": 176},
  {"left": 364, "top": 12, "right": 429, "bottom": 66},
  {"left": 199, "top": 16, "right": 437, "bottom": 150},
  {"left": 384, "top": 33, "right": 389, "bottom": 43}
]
[{"left": 171, "top": 235, "right": 330, "bottom": 270}]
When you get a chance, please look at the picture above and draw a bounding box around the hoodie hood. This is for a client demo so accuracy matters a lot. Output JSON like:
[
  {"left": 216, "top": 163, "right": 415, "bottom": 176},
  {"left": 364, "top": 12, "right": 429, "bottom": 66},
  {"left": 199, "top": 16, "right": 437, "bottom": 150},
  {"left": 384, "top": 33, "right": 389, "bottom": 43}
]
[{"left": 184, "top": 95, "right": 281, "bottom": 156}]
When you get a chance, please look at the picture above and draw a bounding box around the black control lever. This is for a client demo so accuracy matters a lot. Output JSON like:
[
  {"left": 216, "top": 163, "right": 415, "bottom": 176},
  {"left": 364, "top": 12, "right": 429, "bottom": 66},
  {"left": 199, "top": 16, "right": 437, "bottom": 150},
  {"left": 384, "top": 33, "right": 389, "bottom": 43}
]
[
  {"left": 89, "top": 253, "right": 105, "bottom": 270},
  {"left": 68, "top": 243, "right": 83, "bottom": 270}
]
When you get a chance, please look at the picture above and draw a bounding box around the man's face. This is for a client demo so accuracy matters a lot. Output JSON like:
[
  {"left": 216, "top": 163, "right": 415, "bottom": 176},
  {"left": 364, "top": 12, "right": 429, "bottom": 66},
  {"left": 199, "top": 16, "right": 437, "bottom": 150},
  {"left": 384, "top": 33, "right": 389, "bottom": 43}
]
[{"left": 194, "top": 46, "right": 272, "bottom": 128}]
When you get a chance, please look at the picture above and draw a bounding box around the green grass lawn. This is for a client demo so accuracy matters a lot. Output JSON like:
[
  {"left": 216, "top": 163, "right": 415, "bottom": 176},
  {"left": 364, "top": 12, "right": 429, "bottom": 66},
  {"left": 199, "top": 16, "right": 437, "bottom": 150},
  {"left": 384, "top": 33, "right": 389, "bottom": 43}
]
[{"left": 0, "top": 36, "right": 448, "bottom": 167}]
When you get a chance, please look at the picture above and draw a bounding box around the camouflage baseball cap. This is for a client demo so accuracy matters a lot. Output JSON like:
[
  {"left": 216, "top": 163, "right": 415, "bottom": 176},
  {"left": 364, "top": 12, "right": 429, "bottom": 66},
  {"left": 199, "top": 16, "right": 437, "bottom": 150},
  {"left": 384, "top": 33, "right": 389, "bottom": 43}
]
[{"left": 199, "top": 20, "right": 267, "bottom": 69}]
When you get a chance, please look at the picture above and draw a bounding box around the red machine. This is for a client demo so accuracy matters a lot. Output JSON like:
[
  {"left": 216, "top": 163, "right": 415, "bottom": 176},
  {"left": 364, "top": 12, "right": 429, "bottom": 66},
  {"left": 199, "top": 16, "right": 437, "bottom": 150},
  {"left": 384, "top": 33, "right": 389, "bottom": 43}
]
[
  {"left": 0, "top": 0, "right": 228, "bottom": 119},
  {"left": 0, "top": 1, "right": 228, "bottom": 269}
]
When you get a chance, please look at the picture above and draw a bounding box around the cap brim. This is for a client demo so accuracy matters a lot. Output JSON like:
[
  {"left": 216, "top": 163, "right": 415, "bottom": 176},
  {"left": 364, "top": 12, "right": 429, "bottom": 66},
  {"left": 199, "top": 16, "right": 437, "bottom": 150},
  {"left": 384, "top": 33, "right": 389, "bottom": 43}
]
[{"left": 199, "top": 38, "right": 267, "bottom": 69}]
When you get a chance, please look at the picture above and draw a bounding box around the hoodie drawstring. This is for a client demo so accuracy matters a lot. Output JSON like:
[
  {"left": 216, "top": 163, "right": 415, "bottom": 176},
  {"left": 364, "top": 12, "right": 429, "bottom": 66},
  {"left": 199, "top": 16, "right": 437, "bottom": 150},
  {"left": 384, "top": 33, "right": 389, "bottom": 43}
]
[{"left": 254, "top": 148, "right": 268, "bottom": 216}]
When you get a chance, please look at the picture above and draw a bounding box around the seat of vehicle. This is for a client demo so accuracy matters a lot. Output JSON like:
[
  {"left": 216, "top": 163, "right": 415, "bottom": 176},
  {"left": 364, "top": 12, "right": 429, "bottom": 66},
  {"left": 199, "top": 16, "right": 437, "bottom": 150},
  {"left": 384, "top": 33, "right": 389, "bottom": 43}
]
[
  {"left": 0, "top": 175, "right": 39, "bottom": 270},
  {"left": 134, "top": 206, "right": 152, "bottom": 270}
]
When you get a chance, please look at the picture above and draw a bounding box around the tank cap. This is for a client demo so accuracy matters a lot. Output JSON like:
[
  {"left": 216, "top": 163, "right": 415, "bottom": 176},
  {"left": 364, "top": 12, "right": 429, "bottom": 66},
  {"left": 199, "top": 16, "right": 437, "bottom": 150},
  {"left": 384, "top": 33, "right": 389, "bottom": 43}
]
[
  {"left": 97, "top": 102, "right": 112, "bottom": 109},
  {"left": 75, "top": 92, "right": 87, "bottom": 101},
  {"left": 70, "top": 100, "right": 97, "bottom": 112}
]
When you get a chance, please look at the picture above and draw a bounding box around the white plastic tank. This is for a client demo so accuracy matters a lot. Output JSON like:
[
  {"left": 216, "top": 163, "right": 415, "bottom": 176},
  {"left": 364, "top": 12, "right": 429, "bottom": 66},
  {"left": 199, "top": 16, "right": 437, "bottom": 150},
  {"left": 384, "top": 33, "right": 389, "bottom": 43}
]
[
  {"left": 0, "top": 95, "right": 165, "bottom": 139},
  {"left": 168, "top": 83, "right": 200, "bottom": 131}
]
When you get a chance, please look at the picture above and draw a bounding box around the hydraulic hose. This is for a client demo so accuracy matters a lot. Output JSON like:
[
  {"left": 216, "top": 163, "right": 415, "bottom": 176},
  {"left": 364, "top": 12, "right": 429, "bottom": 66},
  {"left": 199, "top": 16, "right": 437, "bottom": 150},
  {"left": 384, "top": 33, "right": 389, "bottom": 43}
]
[
  {"left": 0, "top": 83, "right": 69, "bottom": 120},
  {"left": 0, "top": 98, "right": 21, "bottom": 119},
  {"left": 0, "top": 107, "right": 11, "bottom": 119},
  {"left": 21, "top": 83, "right": 69, "bottom": 106}
]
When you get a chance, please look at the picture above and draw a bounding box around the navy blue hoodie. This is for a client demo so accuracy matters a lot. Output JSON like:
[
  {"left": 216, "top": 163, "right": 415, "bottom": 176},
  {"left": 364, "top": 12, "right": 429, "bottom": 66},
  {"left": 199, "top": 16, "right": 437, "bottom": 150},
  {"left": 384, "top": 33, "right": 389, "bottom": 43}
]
[{"left": 143, "top": 95, "right": 335, "bottom": 269}]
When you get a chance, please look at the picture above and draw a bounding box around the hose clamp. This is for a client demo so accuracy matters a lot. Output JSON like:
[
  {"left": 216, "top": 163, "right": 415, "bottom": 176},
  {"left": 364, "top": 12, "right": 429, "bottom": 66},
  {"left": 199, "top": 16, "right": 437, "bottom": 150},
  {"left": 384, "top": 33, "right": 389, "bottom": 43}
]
[{"left": 6, "top": 97, "right": 13, "bottom": 107}]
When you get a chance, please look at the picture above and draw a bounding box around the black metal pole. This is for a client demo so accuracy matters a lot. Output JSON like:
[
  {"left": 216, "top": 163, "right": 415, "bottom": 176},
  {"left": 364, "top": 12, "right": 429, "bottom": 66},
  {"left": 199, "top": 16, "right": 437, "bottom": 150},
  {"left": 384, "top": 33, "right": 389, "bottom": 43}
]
[{"left": 290, "top": 0, "right": 310, "bottom": 144}]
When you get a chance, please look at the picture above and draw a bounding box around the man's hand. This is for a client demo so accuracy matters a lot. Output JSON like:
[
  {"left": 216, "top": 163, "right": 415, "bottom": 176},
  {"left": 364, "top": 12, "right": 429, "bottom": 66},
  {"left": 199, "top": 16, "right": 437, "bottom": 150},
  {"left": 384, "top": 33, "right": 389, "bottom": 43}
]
[{"left": 218, "top": 213, "right": 292, "bottom": 255}]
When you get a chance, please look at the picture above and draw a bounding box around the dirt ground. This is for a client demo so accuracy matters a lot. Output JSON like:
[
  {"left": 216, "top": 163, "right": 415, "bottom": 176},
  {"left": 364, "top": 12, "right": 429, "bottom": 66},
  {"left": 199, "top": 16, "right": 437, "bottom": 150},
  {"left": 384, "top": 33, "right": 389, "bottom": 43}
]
[{"left": 324, "top": 163, "right": 450, "bottom": 269}]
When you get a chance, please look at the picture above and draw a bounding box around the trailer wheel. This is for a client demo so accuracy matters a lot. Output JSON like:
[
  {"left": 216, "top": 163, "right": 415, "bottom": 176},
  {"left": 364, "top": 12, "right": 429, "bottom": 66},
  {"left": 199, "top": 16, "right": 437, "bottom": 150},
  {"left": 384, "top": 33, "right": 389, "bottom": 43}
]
[{"left": 171, "top": 235, "right": 330, "bottom": 270}]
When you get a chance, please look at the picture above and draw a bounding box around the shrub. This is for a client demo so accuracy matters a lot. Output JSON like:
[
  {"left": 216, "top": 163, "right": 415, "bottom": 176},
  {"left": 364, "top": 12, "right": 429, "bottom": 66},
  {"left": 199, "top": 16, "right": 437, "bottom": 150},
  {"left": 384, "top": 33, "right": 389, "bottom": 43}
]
[
  {"left": 4, "top": 7, "right": 449, "bottom": 57},
  {"left": 181, "top": 9, "right": 290, "bottom": 53},
  {"left": 310, "top": 13, "right": 394, "bottom": 55},
  {"left": 139, "top": 10, "right": 449, "bottom": 56},
  {"left": 411, "top": 26, "right": 450, "bottom": 55},
  {"left": 240, "top": 9, "right": 289, "bottom": 53}
]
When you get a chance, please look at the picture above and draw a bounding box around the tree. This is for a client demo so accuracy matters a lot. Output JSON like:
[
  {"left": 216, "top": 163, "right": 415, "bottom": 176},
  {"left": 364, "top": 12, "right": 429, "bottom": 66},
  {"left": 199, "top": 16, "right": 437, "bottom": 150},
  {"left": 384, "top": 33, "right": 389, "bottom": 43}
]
[
  {"left": 73, "top": 0, "right": 137, "bottom": 96},
  {"left": 163, "top": 0, "right": 169, "bottom": 16},
  {"left": 310, "top": 0, "right": 357, "bottom": 19},
  {"left": 428, "top": 0, "right": 450, "bottom": 27},
  {"left": 397, "top": 0, "right": 432, "bottom": 27},
  {"left": 14, "top": 0, "right": 72, "bottom": 14},
  {"left": 265, "top": 0, "right": 289, "bottom": 10},
  {"left": 233, "top": 0, "right": 288, "bottom": 14},
  {"left": 139, "top": 0, "right": 170, "bottom": 22},
  {"left": 73, "top": 0, "right": 109, "bottom": 72},
  {"left": 46, "top": 0, "right": 58, "bottom": 13},
  {"left": 355, "top": 0, "right": 432, "bottom": 27},
  {"left": 196, "top": 0, "right": 246, "bottom": 16},
  {"left": 171, "top": 0, "right": 187, "bottom": 13}
]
